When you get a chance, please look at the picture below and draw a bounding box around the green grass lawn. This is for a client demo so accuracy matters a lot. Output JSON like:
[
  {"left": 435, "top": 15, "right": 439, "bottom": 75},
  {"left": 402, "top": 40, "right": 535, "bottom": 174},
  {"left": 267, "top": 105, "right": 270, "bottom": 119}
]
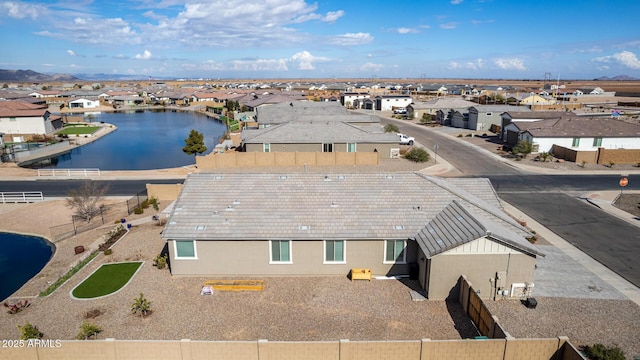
[
  {"left": 72, "top": 262, "right": 143, "bottom": 299},
  {"left": 57, "top": 126, "right": 101, "bottom": 135}
]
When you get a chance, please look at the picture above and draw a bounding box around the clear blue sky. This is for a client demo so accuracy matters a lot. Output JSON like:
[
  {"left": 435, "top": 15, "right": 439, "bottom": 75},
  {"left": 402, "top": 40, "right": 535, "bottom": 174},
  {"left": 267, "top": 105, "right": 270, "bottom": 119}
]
[{"left": 1, "top": 0, "right": 639, "bottom": 80}]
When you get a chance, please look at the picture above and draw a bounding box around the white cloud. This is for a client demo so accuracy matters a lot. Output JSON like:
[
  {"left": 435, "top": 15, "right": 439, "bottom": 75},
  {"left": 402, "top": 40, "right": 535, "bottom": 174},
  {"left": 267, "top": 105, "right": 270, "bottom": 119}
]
[
  {"left": 439, "top": 22, "right": 457, "bottom": 30},
  {"left": 396, "top": 27, "right": 419, "bottom": 34},
  {"left": 330, "top": 32, "right": 374, "bottom": 46},
  {"left": 290, "top": 50, "right": 328, "bottom": 70},
  {"left": 451, "top": 0, "right": 463, "bottom": 4},
  {"left": 135, "top": 50, "right": 152, "bottom": 60},
  {"left": 322, "top": 10, "right": 344, "bottom": 23},
  {"left": 448, "top": 59, "right": 484, "bottom": 71},
  {"left": 360, "top": 62, "right": 384, "bottom": 73},
  {"left": 1, "top": 1, "right": 45, "bottom": 20},
  {"left": 494, "top": 58, "right": 526, "bottom": 70},
  {"left": 230, "top": 58, "right": 289, "bottom": 72},
  {"left": 593, "top": 51, "right": 640, "bottom": 69},
  {"left": 67, "top": 50, "right": 76, "bottom": 56}
]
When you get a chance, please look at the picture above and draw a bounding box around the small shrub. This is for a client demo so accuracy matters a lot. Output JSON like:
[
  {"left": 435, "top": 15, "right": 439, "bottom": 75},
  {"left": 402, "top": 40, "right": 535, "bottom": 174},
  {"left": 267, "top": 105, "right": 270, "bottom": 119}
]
[
  {"left": 133, "top": 206, "right": 144, "bottom": 214},
  {"left": 4, "top": 299, "right": 30, "bottom": 314},
  {"left": 77, "top": 321, "right": 102, "bottom": 340},
  {"left": 154, "top": 254, "right": 168, "bottom": 269},
  {"left": 465, "top": 133, "right": 472, "bottom": 137},
  {"left": 131, "top": 293, "right": 151, "bottom": 318},
  {"left": 582, "top": 343, "right": 625, "bottom": 360},
  {"left": 608, "top": 161, "right": 615, "bottom": 168},
  {"left": 103, "top": 249, "right": 113, "bottom": 256},
  {"left": 383, "top": 124, "right": 399, "bottom": 133},
  {"left": 148, "top": 196, "right": 160, "bottom": 211},
  {"left": 17, "top": 322, "right": 43, "bottom": 340},
  {"left": 457, "top": 133, "right": 463, "bottom": 137},
  {"left": 526, "top": 235, "right": 537, "bottom": 244},
  {"left": 404, "top": 147, "right": 431, "bottom": 163}
]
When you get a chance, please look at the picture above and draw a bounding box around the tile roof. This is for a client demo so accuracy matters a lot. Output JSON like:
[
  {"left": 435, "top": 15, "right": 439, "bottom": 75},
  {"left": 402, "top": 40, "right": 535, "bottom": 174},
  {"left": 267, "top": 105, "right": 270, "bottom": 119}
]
[
  {"left": 0, "top": 100, "right": 47, "bottom": 117},
  {"left": 162, "top": 173, "right": 538, "bottom": 258},
  {"left": 241, "top": 121, "right": 397, "bottom": 143},
  {"left": 410, "top": 98, "right": 476, "bottom": 110},
  {"left": 256, "top": 101, "right": 348, "bottom": 123}
]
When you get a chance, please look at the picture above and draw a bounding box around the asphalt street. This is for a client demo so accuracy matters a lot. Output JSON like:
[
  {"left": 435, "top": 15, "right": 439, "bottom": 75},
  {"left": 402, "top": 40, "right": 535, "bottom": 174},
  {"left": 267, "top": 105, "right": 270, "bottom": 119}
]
[{"left": 499, "top": 192, "right": 640, "bottom": 288}]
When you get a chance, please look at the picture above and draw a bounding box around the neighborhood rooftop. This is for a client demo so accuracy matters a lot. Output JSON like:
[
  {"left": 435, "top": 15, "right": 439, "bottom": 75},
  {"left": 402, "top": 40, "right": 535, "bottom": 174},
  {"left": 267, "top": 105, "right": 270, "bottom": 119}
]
[{"left": 162, "top": 172, "right": 537, "bottom": 255}]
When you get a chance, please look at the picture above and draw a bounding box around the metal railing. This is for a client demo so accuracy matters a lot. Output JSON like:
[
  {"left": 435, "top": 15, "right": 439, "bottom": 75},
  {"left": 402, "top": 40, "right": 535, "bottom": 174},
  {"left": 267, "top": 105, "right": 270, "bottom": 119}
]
[
  {"left": 37, "top": 168, "right": 101, "bottom": 177},
  {"left": 0, "top": 192, "right": 44, "bottom": 203}
]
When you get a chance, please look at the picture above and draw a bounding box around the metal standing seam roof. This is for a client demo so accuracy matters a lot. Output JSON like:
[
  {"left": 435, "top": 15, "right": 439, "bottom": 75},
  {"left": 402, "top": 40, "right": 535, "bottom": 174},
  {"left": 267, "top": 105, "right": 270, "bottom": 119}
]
[
  {"left": 162, "top": 173, "right": 537, "bottom": 255},
  {"left": 415, "top": 200, "right": 543, "bottom": 258}
]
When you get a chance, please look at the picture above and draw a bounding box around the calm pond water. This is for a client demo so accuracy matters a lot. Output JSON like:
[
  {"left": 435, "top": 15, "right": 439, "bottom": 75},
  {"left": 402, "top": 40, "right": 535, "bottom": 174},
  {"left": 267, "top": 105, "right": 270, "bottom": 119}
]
[
  {"left": 29, "top": 110, "right": 227, "bottom": 170},
  {"left": 0, "top": 232, "right": 54, "bottom": 301}
]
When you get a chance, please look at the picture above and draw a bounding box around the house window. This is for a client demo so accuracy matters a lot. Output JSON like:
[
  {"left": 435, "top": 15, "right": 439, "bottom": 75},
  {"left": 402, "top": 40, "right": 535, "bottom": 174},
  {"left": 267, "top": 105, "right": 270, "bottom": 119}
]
[
  {"left": 174, "top": 240, "right": 197, "bottom": 259},
  {"left": 346, "top": 143, "right": 356, "bottom": 152},
  {"left": 572, "top": 137, "right": 580, "bottom": 147},
  {"left": 10, "top": 117, "right": 16, "bottom": 122},
  {"left": 323, "top": 143, "right": 333, "bottom": 152},
  {"left": 324, "top": 240, "right": 345, "bottom": 263},
  {"left": 593, "top": 137, "right": 602, "bottom": 147},
  {"left": 263, "top": 143, "right": 270, "bottom": 152},
  {"left": 384, "top": 240, "right": 406, "bottom": 264},
  {"left": 270, "top": 240, "right": 291, "bottom": 263}
]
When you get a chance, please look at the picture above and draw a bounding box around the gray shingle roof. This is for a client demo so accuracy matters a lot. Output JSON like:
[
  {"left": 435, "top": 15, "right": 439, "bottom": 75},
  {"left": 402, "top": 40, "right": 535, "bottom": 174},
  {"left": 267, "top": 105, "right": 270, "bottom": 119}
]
[{"left": 162, "top": 173, "right": 539, "bottom": 258}]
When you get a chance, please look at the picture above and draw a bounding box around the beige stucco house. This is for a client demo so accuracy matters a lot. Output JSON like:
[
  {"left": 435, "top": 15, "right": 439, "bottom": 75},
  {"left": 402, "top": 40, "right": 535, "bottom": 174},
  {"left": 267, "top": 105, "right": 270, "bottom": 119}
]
[{"left": 162, "top": 173, "right": 543, "bottom": 300}]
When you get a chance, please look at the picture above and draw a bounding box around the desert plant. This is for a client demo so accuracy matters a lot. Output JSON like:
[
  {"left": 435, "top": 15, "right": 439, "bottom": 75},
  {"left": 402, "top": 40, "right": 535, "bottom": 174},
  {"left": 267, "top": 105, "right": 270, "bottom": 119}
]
[
  {"left": 133, "top": 206, "right": 144, "bottom": 214},
  {"left": 404, "top": 147, "right": 430, "bottom": 163},
  {"left": 539, "top": 152, "right": 551, "bottom": 162},
  {"left": 582, "top": 343, "right": 625, "bottom": 360},
  {"left": 4, "top": 299, "right": 30, "bottom": 314},
  {"left": 77, "top": 321, "right": 102, "bottom": 340},
  {"left": 17, "top": 322, "right": 43, "bottom": 340},
  {"left": 608, "top": 161, "right": 615, "bottom": 168},
  {"left": 148, "top": 196, "right": 160, "bottom": 211},
  {"left": 131, "top": 293, "right": 151, "bottom": 317},
  {"left": 65, "top": 180, "right": 109, "bottom": 223},
  {"left": 383, "top": 124, "right": 399, "bottom": 133},
  {"left": 103, "top": 249, "right": 113, "bottom": 256},
  {"left": 154, "top": 254, "right": 168, "bottom": 269},
  {"left": 511, "top": 140, "right": 538, "bottom": 159}
]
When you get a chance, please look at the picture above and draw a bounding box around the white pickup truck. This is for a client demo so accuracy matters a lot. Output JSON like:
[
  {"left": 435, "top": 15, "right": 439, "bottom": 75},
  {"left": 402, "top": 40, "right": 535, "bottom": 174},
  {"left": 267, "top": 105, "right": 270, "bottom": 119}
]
[{"left": 397, "top": 133, "right": 415, "bottom": 145}]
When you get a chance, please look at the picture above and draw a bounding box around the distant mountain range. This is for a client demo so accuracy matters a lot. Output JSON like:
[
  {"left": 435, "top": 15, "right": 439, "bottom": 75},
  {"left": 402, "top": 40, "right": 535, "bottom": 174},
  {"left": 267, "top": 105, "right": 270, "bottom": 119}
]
[
  {"left": 0, "top": 69, "right": 78, "bottom": 82},
  {"left": 0, "top": 69, "right": 168, "bottom": 82},
  {"left": 594, "top": 75, "right": 638, "bottom": 81}
]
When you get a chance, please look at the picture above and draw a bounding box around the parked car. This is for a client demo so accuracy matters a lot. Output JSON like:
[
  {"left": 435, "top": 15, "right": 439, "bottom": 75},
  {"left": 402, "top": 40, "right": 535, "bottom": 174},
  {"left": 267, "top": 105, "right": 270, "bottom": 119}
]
[
  {"left": 397, "top": 133, "right": 415, "bottom": 145},
  {"left": 393, "top": 107, "right": 407, "bottom": 114}
]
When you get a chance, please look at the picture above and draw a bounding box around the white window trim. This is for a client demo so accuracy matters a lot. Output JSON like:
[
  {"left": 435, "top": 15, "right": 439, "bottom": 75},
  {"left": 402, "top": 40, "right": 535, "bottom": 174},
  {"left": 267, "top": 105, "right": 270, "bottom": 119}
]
[
  {"left": 383, "top": 240, "right": 407, "bottom": 264},
  {"left": 269, "top": 240, "right": 293, "bottom": 264},
  {"left": 263, "top": 143, "right": 270, "bottom": 152},
  {"left": 346, "top": 143, "right": 356, "bottom": 152},
  {"left": 323, "top": 240, "right": 347, "bottom": 264},
  {"left": 322, "top": 143, "right": 334, "bottom": 152},
  {"left": 173, "top": 240, "right": 198, "bottom": 260}
]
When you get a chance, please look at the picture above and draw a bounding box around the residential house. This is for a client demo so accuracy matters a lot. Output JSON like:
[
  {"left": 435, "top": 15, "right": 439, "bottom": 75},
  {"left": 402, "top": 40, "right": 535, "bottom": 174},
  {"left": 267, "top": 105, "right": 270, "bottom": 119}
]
[
  {"left": 242, "top": 101, "right": 399, "bottom": 157},
  {"left": 375, "top": 95, "right": 413, "bottom": 112},
  {"left": 340, "top": 92, "right": 371, "bottom": 109},
  {"left": 67, "top": 97, "right": 101, "bottom": 109},
  {"left": 0, "top": 100, "right": 62, "bottom": 142},
  {"left": 468, "top": 105, "right": 530, "bottom": 132},
  {"left": 500, "top": 111, "right": 572, "bottom": 143},
  {"left": 407, "top": 98, "right": 476, "bottom": 125},
  {"left": 510, "top": 117, "right": 640, "bottom": 155},
  {"left": 518, "top": 94, "right": 557, "bottom": 106},
  {"left": 162, "top": 172, "right": 543, "bottom": 300}
]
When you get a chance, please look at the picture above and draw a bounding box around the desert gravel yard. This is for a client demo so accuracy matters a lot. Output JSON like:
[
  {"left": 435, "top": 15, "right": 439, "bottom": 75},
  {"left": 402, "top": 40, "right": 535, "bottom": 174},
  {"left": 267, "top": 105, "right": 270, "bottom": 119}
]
[{"left": 0, "top": 214, "right": 479, "bottom": 342}]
